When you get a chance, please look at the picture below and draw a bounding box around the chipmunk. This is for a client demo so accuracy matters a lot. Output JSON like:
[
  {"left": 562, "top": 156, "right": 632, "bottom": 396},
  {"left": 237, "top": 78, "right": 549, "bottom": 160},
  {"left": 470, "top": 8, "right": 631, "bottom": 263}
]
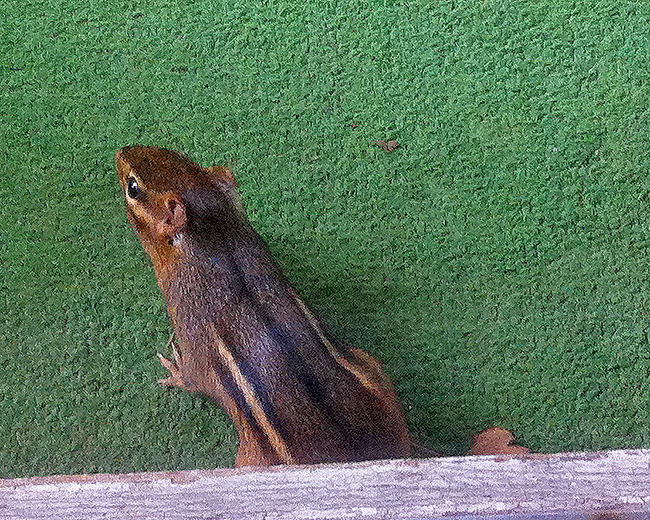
[{"left": 116, "top": 146, "right": 412, "bottom": 466}]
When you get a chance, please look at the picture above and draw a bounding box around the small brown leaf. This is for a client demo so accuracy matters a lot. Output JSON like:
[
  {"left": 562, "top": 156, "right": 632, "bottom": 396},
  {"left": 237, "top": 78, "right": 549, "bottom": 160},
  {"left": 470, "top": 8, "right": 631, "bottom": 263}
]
[
  {"left": 470, "top": 427, "right": 531, "bottom": 455},
  {"left": 372, "top": 140, "right": 400, "bottom": 152}
]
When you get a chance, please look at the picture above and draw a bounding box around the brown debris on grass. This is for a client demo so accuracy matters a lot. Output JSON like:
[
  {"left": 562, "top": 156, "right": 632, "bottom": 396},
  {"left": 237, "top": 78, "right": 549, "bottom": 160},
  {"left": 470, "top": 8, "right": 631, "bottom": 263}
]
[{"left": 470, "top": 427, "right": 532, "bottom": 455}]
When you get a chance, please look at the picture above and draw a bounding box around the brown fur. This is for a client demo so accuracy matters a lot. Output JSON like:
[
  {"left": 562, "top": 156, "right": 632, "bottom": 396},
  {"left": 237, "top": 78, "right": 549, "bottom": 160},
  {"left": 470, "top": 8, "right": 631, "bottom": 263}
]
[{"left": 116, "top": 146, "right": 411, "bottom": 466}]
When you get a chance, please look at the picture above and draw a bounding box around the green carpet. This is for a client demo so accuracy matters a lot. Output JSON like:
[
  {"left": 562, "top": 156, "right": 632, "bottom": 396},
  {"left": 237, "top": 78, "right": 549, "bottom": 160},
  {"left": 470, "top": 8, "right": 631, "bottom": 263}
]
[{"left": 2, "top": 0, "right": 650, "bottom": 477}]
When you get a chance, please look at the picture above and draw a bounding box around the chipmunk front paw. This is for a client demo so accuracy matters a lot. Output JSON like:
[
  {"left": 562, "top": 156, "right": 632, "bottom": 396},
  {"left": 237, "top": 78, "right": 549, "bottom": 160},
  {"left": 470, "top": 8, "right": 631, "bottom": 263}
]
[{"left": 157, "top": 337, "right": 191, "bottom": 390}]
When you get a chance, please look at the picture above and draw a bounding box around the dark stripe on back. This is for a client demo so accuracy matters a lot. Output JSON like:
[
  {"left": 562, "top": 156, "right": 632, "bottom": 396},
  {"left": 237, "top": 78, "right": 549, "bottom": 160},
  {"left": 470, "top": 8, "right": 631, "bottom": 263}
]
[
  {"left": 203, "top": 346, "right": 275, "bottom": 450},
  {"left": 190, "top": 216, "right": 369, "bottom": 451},
  {"left": 226, "top": 252, "right": 356, "bottom": 438}
]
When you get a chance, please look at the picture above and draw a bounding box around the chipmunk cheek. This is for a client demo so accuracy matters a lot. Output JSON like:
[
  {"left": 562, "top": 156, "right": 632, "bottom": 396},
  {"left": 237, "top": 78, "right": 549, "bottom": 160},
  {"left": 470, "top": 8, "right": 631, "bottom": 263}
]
[{"left": 155, "top": 195, "right": 187, "bottom": 239}]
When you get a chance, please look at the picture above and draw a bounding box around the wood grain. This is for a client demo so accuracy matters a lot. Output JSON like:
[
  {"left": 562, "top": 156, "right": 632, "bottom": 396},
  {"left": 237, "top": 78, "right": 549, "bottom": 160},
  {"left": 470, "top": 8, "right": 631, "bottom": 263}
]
[{"left": 2, "top": 450, "right": 649, "bottom": 519}]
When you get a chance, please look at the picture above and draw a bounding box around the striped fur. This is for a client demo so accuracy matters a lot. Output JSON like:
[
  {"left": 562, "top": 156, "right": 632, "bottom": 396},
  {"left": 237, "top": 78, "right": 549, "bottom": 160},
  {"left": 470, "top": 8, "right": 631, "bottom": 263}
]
[{"left": 117, "top": 146, "right": 412, "bottom": 465}]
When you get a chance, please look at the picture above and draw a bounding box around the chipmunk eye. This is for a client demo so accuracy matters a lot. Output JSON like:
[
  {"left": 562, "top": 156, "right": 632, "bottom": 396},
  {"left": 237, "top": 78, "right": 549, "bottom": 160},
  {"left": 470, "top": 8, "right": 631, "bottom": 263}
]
[{"left": 127, "top": 177, "right": 141, "bottom": 199}]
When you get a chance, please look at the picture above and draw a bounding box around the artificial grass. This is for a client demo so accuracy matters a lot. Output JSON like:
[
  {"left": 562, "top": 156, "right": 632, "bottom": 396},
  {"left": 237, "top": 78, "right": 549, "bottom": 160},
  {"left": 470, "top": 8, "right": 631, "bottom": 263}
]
[{"left": 2, "top": 0, "right": 650, "bottom": 477}]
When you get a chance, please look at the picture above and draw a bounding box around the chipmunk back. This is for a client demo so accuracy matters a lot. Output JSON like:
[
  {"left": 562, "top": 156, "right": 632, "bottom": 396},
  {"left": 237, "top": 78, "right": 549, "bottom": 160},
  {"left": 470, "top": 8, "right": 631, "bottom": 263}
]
[{"left": 116, "top": 146, "right": 411, "bottom": 466}]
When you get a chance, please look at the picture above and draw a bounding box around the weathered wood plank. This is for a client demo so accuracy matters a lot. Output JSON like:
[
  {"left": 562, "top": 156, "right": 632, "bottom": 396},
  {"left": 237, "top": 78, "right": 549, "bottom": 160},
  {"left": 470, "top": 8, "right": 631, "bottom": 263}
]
[{"left": 1, "top": 450, "right": 649, "bottom": 520}]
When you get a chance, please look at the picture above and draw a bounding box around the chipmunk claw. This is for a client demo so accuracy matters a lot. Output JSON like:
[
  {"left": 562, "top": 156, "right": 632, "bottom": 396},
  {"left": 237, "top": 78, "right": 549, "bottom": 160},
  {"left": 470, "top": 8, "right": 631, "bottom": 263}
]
[
  {"left": 157, "top": 336, "right": 190, "bottom": 390},
  {"left": 157, "top": 353, "right": 185, "bottom": 387}
]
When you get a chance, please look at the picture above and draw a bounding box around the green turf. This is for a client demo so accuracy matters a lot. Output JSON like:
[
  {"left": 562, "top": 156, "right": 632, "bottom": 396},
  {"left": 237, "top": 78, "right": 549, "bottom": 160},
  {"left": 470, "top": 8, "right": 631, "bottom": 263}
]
[{"left": 2, "top": 0, "right": 650, "bottom": 477}]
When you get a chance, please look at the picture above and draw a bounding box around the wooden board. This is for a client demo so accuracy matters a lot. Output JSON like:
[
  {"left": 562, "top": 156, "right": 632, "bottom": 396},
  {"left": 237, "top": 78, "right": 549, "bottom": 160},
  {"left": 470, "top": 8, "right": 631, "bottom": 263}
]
[{"left": 1, "top": 449, "right": 650, "bottom": 520}]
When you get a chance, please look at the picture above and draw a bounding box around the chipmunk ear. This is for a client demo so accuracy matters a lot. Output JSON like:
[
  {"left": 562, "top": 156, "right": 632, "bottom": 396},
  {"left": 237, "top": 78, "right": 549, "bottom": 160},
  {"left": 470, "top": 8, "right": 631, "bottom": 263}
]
[
  {"left": 156, "top": 194, "right": 187, "bottom": 238},
  {"left": 206, "top": 166, "right": 238, "bottom": 188},
  {"left": 203, "top": 165, "right": 246, "bottom": 216}
]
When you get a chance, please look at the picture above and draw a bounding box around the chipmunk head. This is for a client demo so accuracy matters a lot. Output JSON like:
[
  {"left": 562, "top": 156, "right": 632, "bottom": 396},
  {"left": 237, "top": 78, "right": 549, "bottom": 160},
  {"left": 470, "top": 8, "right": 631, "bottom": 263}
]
[{"left": 116, "top": 146, "right": 241, "bottom": 244}]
